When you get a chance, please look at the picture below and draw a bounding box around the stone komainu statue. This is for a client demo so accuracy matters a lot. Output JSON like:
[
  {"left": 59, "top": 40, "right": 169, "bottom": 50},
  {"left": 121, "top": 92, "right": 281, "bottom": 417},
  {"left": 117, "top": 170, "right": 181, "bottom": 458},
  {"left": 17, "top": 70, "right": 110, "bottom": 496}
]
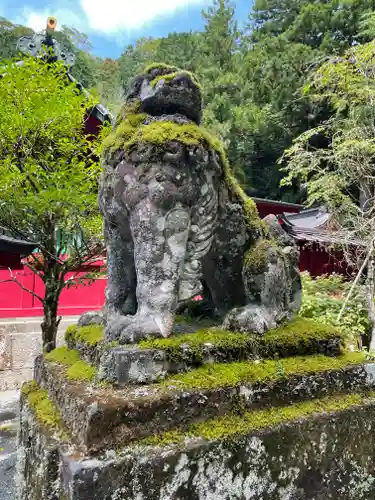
[{"left": 80, "top": 64, "right": 302, "bottom": 343}]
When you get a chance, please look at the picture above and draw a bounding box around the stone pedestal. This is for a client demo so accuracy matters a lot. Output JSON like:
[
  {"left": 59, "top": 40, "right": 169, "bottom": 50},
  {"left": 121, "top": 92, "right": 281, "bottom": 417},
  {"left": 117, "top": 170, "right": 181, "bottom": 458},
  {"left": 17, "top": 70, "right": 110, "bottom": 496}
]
[{"left": 16, "top": 320, "right": 375, "bottom": 499}]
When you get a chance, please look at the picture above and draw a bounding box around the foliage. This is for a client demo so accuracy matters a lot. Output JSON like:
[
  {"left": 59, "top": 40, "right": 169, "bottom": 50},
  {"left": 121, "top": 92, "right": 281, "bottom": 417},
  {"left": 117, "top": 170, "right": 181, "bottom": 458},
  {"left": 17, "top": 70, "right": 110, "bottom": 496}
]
[
  {"left": 3, "top": 0, "right": 375, "bottom": 201},
  {"left": 299, "top": 272, "right": 370, "bottom": 338},
  {"left": 0, "top": 57, "right": 107, "bottom": 351}
]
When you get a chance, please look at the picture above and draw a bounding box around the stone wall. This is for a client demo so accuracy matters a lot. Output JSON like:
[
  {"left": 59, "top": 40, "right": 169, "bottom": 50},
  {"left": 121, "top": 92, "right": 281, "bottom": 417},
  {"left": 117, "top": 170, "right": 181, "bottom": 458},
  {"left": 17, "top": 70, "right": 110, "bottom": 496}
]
[{"left": 0, "top": 317, "right": 77, "bottom": 391}]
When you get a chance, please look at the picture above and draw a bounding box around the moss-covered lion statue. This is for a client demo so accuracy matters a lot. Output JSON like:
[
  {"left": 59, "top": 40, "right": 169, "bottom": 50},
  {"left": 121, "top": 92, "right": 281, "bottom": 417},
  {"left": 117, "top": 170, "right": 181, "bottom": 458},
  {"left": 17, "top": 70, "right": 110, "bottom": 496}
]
[{"left": 79, "top": 63, "right": 302, "bottom": 343}]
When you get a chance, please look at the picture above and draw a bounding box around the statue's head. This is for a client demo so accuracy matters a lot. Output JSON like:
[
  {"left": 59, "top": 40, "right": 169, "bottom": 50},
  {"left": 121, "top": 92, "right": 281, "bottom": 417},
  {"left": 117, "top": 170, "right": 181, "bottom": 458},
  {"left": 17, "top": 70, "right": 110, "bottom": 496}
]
[{"left": 126, "top": 64, "right": 202, "bottom": 124}]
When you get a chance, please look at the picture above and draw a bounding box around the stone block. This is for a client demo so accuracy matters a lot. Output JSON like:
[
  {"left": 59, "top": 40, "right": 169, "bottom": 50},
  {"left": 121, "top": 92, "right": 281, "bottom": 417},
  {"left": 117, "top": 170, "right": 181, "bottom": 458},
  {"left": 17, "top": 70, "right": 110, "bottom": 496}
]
[
  {"left": 18, "top": 393, "right": 375, "bottom": 499},
  {"left": 98, "top": 347, "right": 169, "bottom": 385},
  {"left": 34, "top": 354, "right": 375, "bottom": 453}
]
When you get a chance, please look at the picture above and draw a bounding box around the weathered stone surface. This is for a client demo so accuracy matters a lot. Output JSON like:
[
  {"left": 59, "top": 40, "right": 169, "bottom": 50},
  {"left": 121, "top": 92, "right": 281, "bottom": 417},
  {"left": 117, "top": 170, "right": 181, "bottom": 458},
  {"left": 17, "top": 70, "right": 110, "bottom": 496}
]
[
  {"left": 97, "top": 347, "right": 168, "bottom": 385},
  {"left": 17, "top": 395, "right": 63, "bottom": 500},
  {"left": 18, "top": 395, "right": 375, "bottom": 499},
  {"left": 34, "top": 355, "right": 375, "bottom": 453}
]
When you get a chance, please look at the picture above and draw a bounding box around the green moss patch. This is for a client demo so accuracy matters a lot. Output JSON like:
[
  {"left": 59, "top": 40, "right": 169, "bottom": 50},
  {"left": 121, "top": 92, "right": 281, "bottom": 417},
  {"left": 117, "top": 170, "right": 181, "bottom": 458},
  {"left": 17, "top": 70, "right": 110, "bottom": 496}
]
[
  {"left": 139, "top": 317, "right": 343, "bottom": 364},
  {"left": 104, "top": 113, "right": 147, "bottom": 152},
  {"left": 21, "top": 381, "right": 66, "bottom": 437},
  {"left": 244, "top": 239, "right": 276, "bottom": 274},
  {"left": 75, "top": 325, "right": 104, "bottom": 346},
  {"left": 159, "top": 351, "right": 365, "bottom": 390},
  {"left": 64, "top": 324, "right": 104, "bottom": 347},
  {"left": 144, "top": 62, "right": 179, "bottom": 74},
  {"left": 149, "top": 70, "right": 201, "bottom": 89},
  {"left": 45, "top": 346, "right": 80, "bottom": 366},
  {"left": 66, "top": 360, "right": 96, "bottom": 382},
  {"left": 45, "top": 346, "right": 97, "bottom": 382},
  {"left": 140, "top": 392, "right": 372, "bottom": 446},
  {"left": 65, "top": 325, "right": 78, "bottom": 344}
]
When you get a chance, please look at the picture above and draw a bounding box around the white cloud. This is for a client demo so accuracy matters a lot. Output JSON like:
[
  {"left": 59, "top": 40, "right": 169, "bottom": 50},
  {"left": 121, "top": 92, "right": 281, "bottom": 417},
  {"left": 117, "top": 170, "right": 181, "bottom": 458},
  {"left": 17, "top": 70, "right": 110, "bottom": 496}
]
[
  {"left": 80, "top": 0, "right": 207, "bottom": 33},
  {"left": 14, "top": 7, "right": 88, "bottom": 34}
]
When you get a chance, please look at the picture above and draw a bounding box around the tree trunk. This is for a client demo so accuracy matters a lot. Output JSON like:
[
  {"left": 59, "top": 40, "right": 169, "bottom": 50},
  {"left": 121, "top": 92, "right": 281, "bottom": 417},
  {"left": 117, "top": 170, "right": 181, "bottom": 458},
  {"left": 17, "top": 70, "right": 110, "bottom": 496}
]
[
  {"left": 41, "top": 278, "right": 61, "bottom": 353},
  {"left": 367, "top": 253, "right": 375, "bottom": 352}
]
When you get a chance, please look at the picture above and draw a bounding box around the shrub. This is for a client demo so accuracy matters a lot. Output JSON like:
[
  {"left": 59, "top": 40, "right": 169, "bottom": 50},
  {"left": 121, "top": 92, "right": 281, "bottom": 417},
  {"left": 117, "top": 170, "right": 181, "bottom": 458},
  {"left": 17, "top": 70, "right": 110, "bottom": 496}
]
[{"left": 299, "top": 272, "right": 370, "bottom": 339}]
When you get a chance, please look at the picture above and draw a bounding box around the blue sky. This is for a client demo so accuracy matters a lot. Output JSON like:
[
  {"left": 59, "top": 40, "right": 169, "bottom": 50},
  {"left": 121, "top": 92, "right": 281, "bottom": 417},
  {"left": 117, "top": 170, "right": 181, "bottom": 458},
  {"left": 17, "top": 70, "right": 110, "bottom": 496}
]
[{"left": 1, "top": 0, "right": 252, "bottom": 58}]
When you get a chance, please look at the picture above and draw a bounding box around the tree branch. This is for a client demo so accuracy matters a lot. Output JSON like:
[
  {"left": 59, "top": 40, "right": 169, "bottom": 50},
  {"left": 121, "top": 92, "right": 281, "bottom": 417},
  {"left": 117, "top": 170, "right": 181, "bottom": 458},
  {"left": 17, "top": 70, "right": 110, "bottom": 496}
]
[{"left": 0, "top": 268, "right": 43, "bottom": 302}]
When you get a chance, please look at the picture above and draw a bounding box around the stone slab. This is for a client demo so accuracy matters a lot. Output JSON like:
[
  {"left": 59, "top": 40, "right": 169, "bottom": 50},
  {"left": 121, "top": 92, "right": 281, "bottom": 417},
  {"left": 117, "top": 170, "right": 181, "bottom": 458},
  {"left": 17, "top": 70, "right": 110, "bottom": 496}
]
[
  {"left": 18, "top": 394, "right": 375, "bottom": 499},
  {"left": 35, "top": 355, "right": 375, "bottom": 453}
]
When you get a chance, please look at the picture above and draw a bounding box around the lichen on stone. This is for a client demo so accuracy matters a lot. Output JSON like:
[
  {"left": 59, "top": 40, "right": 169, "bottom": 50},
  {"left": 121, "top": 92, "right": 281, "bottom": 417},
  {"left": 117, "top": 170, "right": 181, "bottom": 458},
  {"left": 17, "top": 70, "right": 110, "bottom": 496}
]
[
  {"left": 139, "top": 392, "right": 374, "bottom": 447},
  {"left": 158, "top": 351, "right": 365, "bottom": 390}
]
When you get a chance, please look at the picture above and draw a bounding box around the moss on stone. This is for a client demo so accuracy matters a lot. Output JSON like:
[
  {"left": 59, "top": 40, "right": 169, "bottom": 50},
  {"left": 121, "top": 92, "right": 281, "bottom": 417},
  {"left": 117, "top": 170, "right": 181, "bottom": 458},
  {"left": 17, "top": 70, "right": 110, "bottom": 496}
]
[
  {"left": 140, "top": 392, "right": 372, "bottom": 446},
  {"left": 64, "top": 325, "right": 78, "bottom": 344},
  {"left": 45, "top": 346, "right": 80, "bottom": 366},
  {"left": 139, "top": 317, "right": 343, "bottom": 364},
  {"left": 244, "top": 239, "right": 276, "bottom": 274},
  {"left": 144, "top": 62, "right": 179, "bottom": 74},
  {"left": 22, "top": 382, "right": 66, "bottom": 438},
  {"left": 149, "top": 70, "right": 201, "bottom": 89},
  {"left": 104, "top": 114, "right": 147, "bottom": 152},
  {"left": 158, "top": 351, "right": 365, "bottom": 390},
  {"left": 66, "top": 360, "right": 96, "bottom": 382},
  {"left": 125, "top": 120, "right": 203, "bottom": 151},
  {"left": 75, "top": 325, "right": 104, "bottom": 346}
]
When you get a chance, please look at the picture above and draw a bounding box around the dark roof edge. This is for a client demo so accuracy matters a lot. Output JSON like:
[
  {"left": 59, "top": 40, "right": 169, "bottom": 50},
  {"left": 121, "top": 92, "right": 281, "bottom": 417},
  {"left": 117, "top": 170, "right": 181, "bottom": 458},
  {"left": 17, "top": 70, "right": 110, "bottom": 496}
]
[{"left": 251, "top": 197, "right": 303, "bottom": 209}]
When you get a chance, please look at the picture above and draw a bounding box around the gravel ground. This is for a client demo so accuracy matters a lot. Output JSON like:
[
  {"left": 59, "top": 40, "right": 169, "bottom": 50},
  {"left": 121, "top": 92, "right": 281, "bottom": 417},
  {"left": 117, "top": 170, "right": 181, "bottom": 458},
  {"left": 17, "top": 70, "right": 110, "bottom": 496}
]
[{"left": 0, "top": 391, "right": 19, "bottom": 500}]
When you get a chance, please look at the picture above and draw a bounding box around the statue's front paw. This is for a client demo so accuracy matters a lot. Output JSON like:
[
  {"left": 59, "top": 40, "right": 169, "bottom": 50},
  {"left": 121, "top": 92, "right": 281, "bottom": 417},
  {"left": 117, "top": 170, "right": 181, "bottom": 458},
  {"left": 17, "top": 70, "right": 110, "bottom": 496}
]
[
  {"left": 105, "top": 315, "right": 134, "bottom": 342},
  {"left": 222, "top": 305, "right": 277, "bottom": 334}
]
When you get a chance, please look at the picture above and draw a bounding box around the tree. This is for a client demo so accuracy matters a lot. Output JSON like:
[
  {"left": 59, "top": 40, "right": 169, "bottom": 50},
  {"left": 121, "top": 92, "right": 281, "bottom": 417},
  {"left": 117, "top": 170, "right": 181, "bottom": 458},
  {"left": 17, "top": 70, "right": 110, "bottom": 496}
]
[
  {"left": 0, "top": 17, "right": 33, "bottom": 59},
  {"left": 250, "top": 0, "right": 374, "bottom": 52},
  {"left": 0, "top": 58, "right": 108, "bottom": 352},
  {"left": 280, "top": 40, "right": 375, "bottom": 349}
]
